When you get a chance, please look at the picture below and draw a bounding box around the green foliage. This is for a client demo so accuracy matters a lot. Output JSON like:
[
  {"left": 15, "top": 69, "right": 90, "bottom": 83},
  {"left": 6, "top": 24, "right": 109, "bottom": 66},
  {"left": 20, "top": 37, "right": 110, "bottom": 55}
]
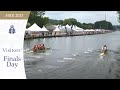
[
  {"left": 63, "top": 19, "right": 72, "bottom": 25},
  {"left": 48, "top": 19, "right": 62, "bottom": 25},
  {"left": 63, "top": 18, "right": 78, "bottom": 25},
  {"left": 27, "top": 11, "right": 49, "bottom": 28},
  {"left": 59, "top": 20, "right": 64, "bottom": 25},
  {"left": 30, "top": 11, "right": 45, "bottom": 17},
  {"left": 113, "top": 25, "right": 120, "bottom": 30},
  {"left": 69, "top": 18, "right": 78, "bottom": 25},
  {"left": 81, "top": 23, "right": 94, "bottom": 29},
  {"left": 76, "top": 22, "right": 82, "bottom": 28},
  {"left": 48, "top": 18, "right": 94, "bottom": 29},
  {"left": 45, "top": 23, "right": 53, "bottom": 27},
  {"left": 27, "top": 11, "right": 114, "bottom": 31},
  {"left": 94, "top": 20, "right": 113, "bottom": 30}
]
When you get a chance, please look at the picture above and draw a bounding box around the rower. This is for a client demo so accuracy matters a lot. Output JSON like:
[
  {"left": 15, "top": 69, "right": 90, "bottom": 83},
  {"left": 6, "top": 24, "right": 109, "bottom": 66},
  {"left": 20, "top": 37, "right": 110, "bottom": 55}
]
[
  {"left": 38, "top": 44, "right": 41, "bottom": 50},
  {"left": 32, "top": 45, "right": 37, "bottom": 52},
  {"left": 101, "top": 45, "right": 107, "bottom": 53},
  {"left": 42, "top": 44, "right": 45, "bottom": 49}
]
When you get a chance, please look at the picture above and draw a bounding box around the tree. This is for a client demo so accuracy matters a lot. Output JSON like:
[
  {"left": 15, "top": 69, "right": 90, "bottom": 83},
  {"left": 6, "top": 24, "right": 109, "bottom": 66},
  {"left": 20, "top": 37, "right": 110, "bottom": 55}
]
[
  {"left": 27, "top": 11, "right": 49, "bottom": 28},
  {"left": 48, "top": 19, "right": 62, "bottom": 25},
  {"left": 63, "top": 19, "right": 71, "bottom": 25},
  {"left": 63, "top": 18, "right": 78, "bottom": 25},
  {"left": 94, "top": 20, "right": 113, "bottom": 30},
  {"left": 43, "top": 17, "right": 49, "bottom": 26},
  {"left": 58, "top": 20, "right": 63, "bottom": 25},
  {"left": 80, "top": 23, "right": 94, "bottom": 29},
  {"left": 29, "top": 11, "right": 45, "bottom": 17},
  {"left": 69, "top": 18, "right": 78, "bottom": 25},
  {"left": 76, "top": 22, "right": 82, "bottom": 27}
]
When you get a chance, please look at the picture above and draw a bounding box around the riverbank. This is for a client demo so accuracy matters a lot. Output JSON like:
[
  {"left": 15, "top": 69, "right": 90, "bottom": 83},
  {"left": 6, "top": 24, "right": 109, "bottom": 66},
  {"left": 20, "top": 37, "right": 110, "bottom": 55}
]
[{"left": 24, "top": 31, "right": 113, "bottom": 40}]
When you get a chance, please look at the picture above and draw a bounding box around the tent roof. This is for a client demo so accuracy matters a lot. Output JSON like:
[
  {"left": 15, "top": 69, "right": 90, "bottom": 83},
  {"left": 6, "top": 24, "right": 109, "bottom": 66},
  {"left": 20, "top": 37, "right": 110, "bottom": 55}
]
[
  {"left": 41, "top": 26, "right": 49, "bottom": 31},
  {"left": 53, "top": 27, "right": 61, "bottom": 32},
  {"left": 76, "top": 27, "right": 83, "bottom": 30},
  {"left": 26, "top": 23, "right": 42, "bottom": 31},
  {"left": 53, "top": 25, "right": 58, "bottom": 27},
  {"left": 73, "top": 25, "right": 83, "bottom": 29},
  {"left": 72, "top": 26, "right": 84, "bottom": 31},
  {"left": 84, "top": 29, "right": 95, "bottom": 31},
  {"left": 66, "top": 24, "right": 71, "bottom": 28},
  {"left": 95, "top": 29, "right": 101, "bottom": 31},
  {"left": 46, "top": 25, "right": 56, "bottom": 30},
  {"left": 73, "top": 29, "right": 84, "bottom": 31}
]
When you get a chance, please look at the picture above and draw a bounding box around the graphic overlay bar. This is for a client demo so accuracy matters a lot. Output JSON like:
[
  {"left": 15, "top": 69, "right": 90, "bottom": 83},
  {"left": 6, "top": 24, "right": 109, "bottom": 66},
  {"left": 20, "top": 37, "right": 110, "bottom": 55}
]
[{"left": 0, "top": 11, "right": 30, "bottom": 79}]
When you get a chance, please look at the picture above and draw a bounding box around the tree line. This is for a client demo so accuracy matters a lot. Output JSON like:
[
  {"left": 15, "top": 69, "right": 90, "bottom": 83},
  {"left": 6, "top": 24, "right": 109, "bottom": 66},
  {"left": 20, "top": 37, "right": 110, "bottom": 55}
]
[{"left": 27, "top": 11, "right": 115, "bottom": 30}]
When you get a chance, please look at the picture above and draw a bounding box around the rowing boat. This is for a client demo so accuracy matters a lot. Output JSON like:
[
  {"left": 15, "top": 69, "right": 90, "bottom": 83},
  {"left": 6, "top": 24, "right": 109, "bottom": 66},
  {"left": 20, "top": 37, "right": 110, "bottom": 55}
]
[
  {"left": 100, "top": 50, "right": 108, "bottom": 56},
  {"left": 32, "top": 47, "right": 50, "bottom": 53}
]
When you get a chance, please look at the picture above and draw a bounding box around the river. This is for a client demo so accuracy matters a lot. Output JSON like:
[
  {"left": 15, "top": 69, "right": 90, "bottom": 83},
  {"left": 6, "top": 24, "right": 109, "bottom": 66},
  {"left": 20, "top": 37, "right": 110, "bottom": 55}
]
[{"left": 24, "top": 31, "right": 120, "bottom": 79}]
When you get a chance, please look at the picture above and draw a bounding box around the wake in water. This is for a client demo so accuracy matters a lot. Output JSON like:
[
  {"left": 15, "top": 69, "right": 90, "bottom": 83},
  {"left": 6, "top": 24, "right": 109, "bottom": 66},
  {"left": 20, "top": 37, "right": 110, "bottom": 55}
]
[
  {"left": 23, "top": 48, "right": 30, "bottom": 52},
  {"left": 24, "top": 48, "right": 33, "bottom": 54},
  {"left": 24, "top": 47, "right": 51, "bottom": 54},
  {"left": 83, "top": 48, "right": 94, "bottom": 54}
]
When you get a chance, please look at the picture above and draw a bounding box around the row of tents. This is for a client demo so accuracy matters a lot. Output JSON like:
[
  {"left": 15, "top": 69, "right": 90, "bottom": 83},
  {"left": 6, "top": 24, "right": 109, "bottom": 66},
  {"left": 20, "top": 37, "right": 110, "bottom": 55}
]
[
  {"left": 25, "top": 23, "right": 84, "bottom": 32},
  {"left": 25, "top": 23, "right": 111, "bottom": 38}
]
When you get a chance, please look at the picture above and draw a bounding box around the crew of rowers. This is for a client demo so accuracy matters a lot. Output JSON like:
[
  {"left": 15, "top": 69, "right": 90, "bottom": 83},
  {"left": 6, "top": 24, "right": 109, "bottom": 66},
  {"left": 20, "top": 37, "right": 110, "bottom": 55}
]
[{"left": 32, "top": 44, "right": 45, "bottom": 52}]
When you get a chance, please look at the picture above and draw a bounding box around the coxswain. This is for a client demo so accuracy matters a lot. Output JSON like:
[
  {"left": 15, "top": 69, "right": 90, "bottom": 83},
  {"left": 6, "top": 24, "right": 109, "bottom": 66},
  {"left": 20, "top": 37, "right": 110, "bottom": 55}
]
[{"left": 33, "top": 45, "right": 37, "bottom": 52}]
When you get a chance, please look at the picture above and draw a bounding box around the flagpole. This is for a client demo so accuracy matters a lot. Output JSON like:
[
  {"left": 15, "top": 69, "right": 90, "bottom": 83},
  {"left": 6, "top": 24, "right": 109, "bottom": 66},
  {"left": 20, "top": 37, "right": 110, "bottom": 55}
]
[
  {"left": 105, "top": 11, "right": 107, "bottom": 30},
  {"left": 105, "top": 11, "right": 106, "bottom": 21}
]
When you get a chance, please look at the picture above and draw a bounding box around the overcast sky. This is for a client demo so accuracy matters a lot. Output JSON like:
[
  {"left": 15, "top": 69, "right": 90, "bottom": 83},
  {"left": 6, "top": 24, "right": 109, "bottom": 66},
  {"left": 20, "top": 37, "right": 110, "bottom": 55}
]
[{"left": 44, "top": 11, "right": 120, "bottom": 25}]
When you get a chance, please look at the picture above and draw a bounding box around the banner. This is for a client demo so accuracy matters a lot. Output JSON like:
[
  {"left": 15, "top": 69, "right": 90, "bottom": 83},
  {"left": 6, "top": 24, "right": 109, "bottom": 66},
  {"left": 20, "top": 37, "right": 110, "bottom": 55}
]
[{"left": 0, "top": 11, "right": 30, "bottom": 79}]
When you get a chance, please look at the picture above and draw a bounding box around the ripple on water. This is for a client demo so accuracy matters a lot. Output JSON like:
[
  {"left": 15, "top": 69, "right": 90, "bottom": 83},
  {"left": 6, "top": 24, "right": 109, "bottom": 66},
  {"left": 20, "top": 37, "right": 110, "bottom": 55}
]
[
  {"left": 87, "top": 48, "right": 93, "bottom": 52},
  {"left": 28, "top": 55, "right": 44, "bottom": 58},
  {"left": 38, "top": 70, "right": 43, "bottom": 72},
  {"left": 84, "top": 51, "right": 89, "bottom": 54},
  {"left": 45, "top": 53, "right": 51, "bottom": 55},
  {"left": 57, "top": 60, "right": 65, "bottom": 63},
  {"left": 64, "top": 57, "right": 74, "bottom": 60},
  {"left": 72, "top": 54, "right": 77, "bottom": 56},
  {"left": 39, "top": 65, "right": 59, "bottom": 69}
]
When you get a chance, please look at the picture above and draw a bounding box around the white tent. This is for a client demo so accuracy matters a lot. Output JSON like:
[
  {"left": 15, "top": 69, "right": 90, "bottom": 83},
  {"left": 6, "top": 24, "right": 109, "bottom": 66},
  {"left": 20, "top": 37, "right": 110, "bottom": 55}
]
[
  {"left": 58, "top": 25, "right": 62, "bottom": 30},
  {"left": 26, "top": 23, "right": 42, "bottom": 32},
  {"left": 53, "top": 27, "right": 61, "bottom": 32},
  {"left": 71, "top": 25, "right": 83, "bottom": 35},
  {"left": 73, "top": 25, "right": 76, "bottom": 28},
  {"left": 25, "top": 23, "right": 42, "bottom": 37},
  {"left": 72, "top": 25, "right": 84, "bottom": 31},
  {"left": 89, "top": 29, "right": 95, "bottom": 31},
  {"left": 70, "top": 25, "right": 73, "bottom": 28},
  {"left": 65, "top": 24, "right": 72, "bottom": 32},
  {"left": 60, "top": 26, "right": 67, "bottom": 33},
  {"left": 76, "top": 26, "right": 82, "bottom": 30},
  {"left": 40, "top": 26, "right": 49, "bottom": 36},
  {"left": 41, "top": 26, "right": 49, "bottom": 32},
  {"left": 66, "top": 24, "right": 71, "bottom": 28},
  {"left": 53, "top": 27, "right": 61, "bottom": 35},
  {"left": 95, "top": 29, "right": 101, "bottom": 31},
  {"left": 84, "top": 29, "right": 95, "bottom": 32},
  {"left": 53, "top": 25, "right": 59, "bottom": 28}
]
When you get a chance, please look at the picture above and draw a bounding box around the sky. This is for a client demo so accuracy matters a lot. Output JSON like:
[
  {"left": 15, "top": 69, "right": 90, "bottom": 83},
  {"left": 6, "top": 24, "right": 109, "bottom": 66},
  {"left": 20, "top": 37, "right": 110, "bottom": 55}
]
[{"left": 44, "top": 11, "right": 120, "bottom": 25}]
